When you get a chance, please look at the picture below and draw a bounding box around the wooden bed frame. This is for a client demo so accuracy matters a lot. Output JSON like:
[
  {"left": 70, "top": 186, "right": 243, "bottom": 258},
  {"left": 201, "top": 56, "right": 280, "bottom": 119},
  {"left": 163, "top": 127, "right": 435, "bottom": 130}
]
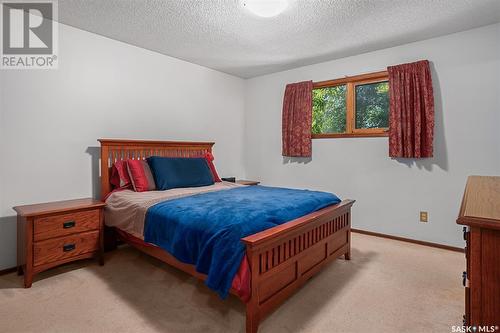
[{"left": 99, "top": 139, "right": 355, "bottom": 333}]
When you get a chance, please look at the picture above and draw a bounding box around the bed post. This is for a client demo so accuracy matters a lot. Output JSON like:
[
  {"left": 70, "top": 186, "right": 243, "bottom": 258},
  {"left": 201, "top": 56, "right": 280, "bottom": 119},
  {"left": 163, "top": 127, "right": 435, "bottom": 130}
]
[
  {"left": 99, "top": 142, "right": 110, "bottom": 200},
  {"left": 246, "top": 247, "right": 260, "bottom": 333},
  {"left": 99, "top": 141, "right": 118, "bottom": 251}
]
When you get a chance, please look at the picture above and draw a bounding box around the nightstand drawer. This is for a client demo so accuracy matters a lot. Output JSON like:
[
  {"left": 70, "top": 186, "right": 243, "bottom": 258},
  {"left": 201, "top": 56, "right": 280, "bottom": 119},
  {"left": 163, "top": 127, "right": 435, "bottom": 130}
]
[
  {"left": 34, "top": 209, "right": 100, "bottom": 241},
  {"left": 34, "top": 230, "right": 99, "bottom": 267}
]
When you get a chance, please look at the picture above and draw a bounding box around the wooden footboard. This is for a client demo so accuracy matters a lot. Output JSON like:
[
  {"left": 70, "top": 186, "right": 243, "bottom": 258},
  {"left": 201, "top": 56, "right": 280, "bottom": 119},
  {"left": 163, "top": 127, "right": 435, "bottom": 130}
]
[{"left": 242, "top": 199, "right": 354, "bottom": 333}]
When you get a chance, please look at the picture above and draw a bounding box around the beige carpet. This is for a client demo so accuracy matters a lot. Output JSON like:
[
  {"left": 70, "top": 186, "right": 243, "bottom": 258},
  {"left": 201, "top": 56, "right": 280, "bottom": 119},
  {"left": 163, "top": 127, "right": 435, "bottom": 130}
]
[{"left": 0, "top": 233, "right": 464, "bottom": 333}]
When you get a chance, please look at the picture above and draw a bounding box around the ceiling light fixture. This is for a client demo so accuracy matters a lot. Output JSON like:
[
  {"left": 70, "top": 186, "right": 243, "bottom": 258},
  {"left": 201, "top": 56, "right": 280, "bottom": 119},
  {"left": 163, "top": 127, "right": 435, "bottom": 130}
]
[{"left": 242, "top": 0, "right": 288, "bottom": 18}]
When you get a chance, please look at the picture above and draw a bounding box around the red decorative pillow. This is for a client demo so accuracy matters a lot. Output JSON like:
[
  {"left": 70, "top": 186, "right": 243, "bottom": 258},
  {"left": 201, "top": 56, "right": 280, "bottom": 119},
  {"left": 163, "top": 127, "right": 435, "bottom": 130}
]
[
  {"left": 126, "top": 160, "right": 157, "bottom": 192},
  {"left": 204, "top": 152, "right": 221, "bottom": 182},
  {"left": 110, "top": 160, "right": 132, "bottom": 189}
]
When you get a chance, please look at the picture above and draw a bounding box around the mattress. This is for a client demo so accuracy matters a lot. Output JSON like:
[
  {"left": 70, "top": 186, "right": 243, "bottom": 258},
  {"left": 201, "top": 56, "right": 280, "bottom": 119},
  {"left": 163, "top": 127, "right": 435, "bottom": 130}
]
[{"left": 104, "top": 181, "right": 243, "bottom": 238}]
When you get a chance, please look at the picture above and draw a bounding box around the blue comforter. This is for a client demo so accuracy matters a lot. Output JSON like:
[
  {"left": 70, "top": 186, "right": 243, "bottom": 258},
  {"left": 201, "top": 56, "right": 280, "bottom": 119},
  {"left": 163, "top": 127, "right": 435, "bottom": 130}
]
[{"left": 144, "top": 185, "right": 340, "bottom": 298}]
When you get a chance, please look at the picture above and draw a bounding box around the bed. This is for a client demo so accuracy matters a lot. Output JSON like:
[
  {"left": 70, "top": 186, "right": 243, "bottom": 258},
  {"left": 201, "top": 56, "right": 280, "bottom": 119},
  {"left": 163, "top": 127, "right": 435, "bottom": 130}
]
[{"left": 99, "top": 139, "right": 355, "bottom": 333}]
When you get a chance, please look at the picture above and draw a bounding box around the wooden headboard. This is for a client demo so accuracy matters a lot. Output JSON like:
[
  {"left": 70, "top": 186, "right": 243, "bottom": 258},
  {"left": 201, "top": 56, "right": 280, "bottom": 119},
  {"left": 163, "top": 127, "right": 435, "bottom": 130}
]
[{"left": 98, "top": 139, "right": 215, "bottom": 199}]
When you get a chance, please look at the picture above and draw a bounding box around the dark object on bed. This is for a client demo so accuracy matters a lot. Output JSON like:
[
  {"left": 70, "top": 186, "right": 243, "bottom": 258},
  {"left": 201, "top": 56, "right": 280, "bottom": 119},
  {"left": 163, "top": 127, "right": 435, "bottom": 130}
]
[
  {"left": 99, "top": 139, "right": 354, "bottom": 333},
  {"left": 221, "top": 177, "right": 236, "bottom": 182},
  {"left": 147, "top": 156, "right": 214, "bottom": 190}
]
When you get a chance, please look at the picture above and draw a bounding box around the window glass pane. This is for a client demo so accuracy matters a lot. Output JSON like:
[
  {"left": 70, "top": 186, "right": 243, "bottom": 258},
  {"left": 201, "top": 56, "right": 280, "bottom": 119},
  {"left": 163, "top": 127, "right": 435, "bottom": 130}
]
[
  {"left": 312, "top": 85, "right": 347, "bottom": 134},
  {"left": 355, "top": 81, "right": 389, "bottom": 129}
]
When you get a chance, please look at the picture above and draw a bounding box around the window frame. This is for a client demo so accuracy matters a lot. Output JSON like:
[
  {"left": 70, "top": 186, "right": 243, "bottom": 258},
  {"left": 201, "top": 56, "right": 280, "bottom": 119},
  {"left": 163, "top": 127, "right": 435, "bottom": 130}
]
[{"left": 312, "top": 70, "right": 389, "bottom": 139}]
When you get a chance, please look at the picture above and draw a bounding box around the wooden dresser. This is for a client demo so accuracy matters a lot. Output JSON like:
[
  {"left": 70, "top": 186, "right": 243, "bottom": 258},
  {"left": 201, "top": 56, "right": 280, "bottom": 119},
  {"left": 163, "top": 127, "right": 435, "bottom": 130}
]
[
  {"left": 14, "top": 198, "right": 106, "bottom": 288},
  {"left": 457, "top": 176, "right": 500, "bottom": 327}
]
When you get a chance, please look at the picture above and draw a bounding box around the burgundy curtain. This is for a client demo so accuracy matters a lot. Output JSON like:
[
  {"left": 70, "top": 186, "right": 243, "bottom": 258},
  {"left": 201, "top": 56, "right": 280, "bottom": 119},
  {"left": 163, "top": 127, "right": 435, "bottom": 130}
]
[
  {"left": 282, "top": 81, "right": 313, "bottom": 157},
  {"left": 388, "top": 60, "right": 434, "bottom": 158}
]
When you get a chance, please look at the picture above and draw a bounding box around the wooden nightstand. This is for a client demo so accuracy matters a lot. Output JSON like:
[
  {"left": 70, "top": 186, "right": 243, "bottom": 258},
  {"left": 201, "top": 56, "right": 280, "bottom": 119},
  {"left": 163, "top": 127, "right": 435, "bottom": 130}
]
[
  {"left": 236, "top": 180, "right": 260, "bottom": 186},
  {"left": 14, "top": 198, "right": 106, "bottom": 288}
]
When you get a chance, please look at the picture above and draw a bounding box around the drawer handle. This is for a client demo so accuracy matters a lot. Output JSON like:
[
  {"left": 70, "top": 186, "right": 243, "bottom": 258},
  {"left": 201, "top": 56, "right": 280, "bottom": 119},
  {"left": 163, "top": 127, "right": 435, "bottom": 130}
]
[
  {"left": 462, "top": 271, "right": 467, "bottom": 287},
  {"left": 63, "top": 221, "right": 76, "bottom": 229},
  {"left": 63, "top": 244, "right": 76, "bottom": 252}
]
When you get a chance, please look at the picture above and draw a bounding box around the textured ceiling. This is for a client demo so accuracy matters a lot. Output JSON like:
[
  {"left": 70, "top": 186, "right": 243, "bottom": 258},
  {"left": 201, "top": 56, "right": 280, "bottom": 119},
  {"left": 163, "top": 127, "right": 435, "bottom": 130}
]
[{"left": 58, "top": 0, "right": 500, "bottom": 78}]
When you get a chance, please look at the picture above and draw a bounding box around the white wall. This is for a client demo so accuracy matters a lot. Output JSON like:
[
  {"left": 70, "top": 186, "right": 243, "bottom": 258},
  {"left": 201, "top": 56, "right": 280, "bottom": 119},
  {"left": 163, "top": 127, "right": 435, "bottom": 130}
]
[
  {"left": 0, "top": 23, "right": 246, "bottom": 269},
  {"left": 244, "top": 24, "right": 500, "bottom": 247}
]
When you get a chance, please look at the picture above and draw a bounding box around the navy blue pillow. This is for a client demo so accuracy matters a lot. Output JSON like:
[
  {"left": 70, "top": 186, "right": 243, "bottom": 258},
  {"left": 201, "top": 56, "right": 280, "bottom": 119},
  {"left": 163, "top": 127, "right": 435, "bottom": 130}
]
[{"left": 147, "top": 157, "right": 215, "bottom": 190}]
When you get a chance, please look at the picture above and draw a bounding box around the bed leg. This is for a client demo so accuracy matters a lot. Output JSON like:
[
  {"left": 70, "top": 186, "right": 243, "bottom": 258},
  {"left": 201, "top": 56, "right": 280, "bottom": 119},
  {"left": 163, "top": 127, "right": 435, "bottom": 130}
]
[
  {"left": 246, "top": 304, "right": 260, "bottom": 333},
  {"left": 344, "top": 228, "right": 351, "bottom": 260}
]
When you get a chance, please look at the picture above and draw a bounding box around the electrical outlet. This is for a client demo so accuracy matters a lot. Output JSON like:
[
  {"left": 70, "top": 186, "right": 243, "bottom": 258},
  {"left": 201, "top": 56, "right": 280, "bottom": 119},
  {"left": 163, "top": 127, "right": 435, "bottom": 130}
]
[{"left": 420, "top": 211, "right": 428, "bottom": 223}]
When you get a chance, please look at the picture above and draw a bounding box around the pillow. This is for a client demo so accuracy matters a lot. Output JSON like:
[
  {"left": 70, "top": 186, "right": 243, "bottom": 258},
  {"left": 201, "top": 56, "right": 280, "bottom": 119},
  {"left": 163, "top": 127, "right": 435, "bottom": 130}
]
[
  {"left": 203, "top": 152, "right": 222, "bottom": 182},
  {"left": 110, "top": 160, "right": 132, "bottom": 189},
  {"left": 126, "top": 160, "right": 156, "bottom": 192},
  {"left": 147, "top": 156, "right": 215, "bottom": 190}
]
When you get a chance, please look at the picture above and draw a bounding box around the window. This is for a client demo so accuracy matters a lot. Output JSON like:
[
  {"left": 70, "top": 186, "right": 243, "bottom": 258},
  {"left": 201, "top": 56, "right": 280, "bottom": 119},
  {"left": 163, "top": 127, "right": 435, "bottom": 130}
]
[{"left": 312, "top": 71, "right": 389, "bottom": 138}]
